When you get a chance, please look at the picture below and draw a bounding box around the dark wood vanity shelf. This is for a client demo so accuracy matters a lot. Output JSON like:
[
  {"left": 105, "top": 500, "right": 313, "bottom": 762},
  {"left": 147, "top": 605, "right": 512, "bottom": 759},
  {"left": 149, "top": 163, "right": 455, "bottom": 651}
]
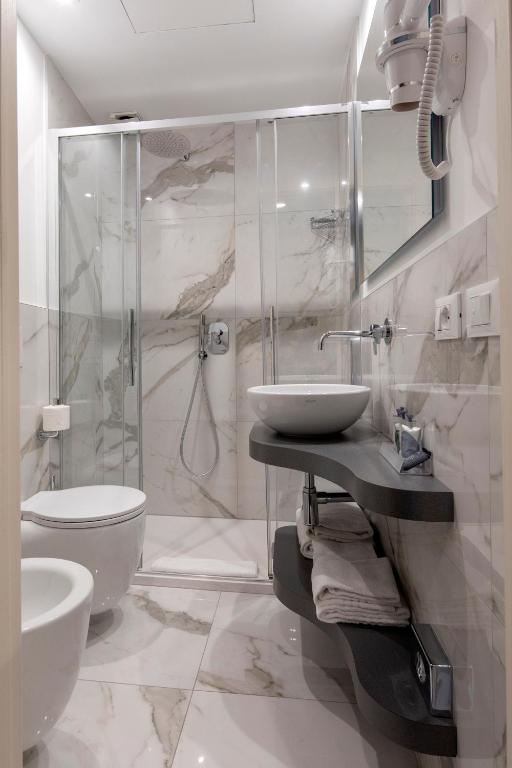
[
  {"left": 250, "top": 420, "right": 457, "bottom": 754},
  {"left": 273, "top": 526, "right": 458, "bottom": 756},
  {"left": 249, "top": 420, "right": 454, "bottom": 522}
]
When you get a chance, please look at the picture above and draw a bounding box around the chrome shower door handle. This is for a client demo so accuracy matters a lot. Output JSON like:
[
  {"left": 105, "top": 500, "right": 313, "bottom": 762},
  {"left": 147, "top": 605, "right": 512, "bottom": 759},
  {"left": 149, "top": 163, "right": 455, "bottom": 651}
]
[
  {"left": 128, "top": 308, "right": 135, "bottom": 386},
  {"left": 269, "top": 305, "right": 277, "bottom": 384}
]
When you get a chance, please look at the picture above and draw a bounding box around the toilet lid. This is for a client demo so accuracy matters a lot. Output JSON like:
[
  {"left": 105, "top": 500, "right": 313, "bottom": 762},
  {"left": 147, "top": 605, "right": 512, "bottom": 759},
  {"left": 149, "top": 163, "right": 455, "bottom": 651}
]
[{"left": 21, "top": 485, "right": 146, "bottom": 528}]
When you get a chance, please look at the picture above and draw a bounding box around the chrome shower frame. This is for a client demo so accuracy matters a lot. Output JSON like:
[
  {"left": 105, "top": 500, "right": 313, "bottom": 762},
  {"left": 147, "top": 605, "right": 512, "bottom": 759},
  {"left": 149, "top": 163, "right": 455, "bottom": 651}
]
[{"left": 47, "top": 100, "right": 390, "bottom": 593}]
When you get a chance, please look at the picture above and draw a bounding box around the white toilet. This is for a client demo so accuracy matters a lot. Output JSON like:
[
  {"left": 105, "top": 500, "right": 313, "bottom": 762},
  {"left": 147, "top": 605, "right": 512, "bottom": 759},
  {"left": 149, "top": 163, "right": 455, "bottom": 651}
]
[{"left": 21, "top": 485, "right": 146, "bottom": 615}]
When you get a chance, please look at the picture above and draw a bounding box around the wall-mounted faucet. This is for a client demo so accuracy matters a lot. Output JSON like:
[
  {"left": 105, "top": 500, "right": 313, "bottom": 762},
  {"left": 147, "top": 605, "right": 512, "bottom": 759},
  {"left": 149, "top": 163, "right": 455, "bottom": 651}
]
[{"left": 318, "top": 318, "right": 393, "bottom": 354}]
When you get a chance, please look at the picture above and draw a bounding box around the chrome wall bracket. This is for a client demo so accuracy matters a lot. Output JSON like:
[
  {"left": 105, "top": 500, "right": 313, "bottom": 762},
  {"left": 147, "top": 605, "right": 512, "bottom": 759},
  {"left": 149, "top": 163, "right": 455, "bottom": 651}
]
[
  {"left": 38, "top": 429, "right": 59, "bottom": 441},
  {"left": 302, "top": 473, "right": 354, "bottom": 527},
  {"left": 370, "top": 317, "right": 393, "bottom": 353},
  {"left": 412, "top": 624, "right": 453, "bottom": 718}
]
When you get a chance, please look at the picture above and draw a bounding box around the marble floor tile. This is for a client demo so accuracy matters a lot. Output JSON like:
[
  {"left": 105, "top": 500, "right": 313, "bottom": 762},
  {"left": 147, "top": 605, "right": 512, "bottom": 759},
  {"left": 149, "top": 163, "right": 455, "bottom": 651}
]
[
  {"left": 142, "top": 515, "right": 270, "bottom": 578},
  {"left": 196, "top": 593, "right": 354, "bottom": 702},
  {"left": 79, "top": 585, "right": 219, "bottom": 689},
  {"left": 23, "top": 679, "right": 190, "bottom": 768},
  {"left": 172, "top": 691, "right": 416, "bottom": 768}
]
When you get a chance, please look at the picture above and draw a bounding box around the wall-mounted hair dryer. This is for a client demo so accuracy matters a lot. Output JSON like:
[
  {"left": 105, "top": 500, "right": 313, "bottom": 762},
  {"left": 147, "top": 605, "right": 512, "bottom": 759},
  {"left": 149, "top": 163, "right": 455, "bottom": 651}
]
[{"left": 376, "top": 1, "right": 467, "bottom": 180}]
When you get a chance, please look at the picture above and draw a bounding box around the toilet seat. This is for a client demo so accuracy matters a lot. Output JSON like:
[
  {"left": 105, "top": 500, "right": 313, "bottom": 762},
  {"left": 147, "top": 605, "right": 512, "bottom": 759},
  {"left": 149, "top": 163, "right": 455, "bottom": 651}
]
[{"left": 21, "top": 485, "right": 146, "bottom": 529}]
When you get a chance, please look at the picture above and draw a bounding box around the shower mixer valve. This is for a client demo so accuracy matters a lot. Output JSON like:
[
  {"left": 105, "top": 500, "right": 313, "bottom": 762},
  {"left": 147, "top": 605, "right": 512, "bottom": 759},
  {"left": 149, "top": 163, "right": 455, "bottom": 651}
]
[{"left": 207, "top": 322, "right": 229, "bottom": 355}]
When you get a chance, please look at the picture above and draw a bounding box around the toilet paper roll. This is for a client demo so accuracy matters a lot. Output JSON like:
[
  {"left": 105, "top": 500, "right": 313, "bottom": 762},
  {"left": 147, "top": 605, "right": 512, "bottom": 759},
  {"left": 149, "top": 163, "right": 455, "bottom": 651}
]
[{"left": 42, "top": 404, "right": 70, "bottom": 432}]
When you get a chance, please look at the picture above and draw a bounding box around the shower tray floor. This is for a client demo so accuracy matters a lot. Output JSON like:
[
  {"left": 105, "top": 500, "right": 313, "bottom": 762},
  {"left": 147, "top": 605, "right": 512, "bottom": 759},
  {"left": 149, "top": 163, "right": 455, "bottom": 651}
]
[{"left": 141, "top": 515, "right": 270, "bottom": 580}]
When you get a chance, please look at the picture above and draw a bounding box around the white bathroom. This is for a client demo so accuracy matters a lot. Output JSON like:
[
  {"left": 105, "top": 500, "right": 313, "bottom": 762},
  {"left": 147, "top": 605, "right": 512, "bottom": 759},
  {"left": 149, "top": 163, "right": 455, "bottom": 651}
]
[{"left": 0, "top": 0, "right": 508, "bottom": 766}]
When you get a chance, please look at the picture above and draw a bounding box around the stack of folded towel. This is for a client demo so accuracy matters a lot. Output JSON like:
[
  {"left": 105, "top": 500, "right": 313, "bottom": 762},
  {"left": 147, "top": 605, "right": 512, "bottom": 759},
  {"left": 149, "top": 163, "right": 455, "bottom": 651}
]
[
  {"left": 296, "top": 503, "right": 410, "bottom": 627},
  {"left": 296, "top": 502, "right": 373, "bottom": 559},
  {"left": 311, "top": 538, "right": 410, "bottom": 626}
]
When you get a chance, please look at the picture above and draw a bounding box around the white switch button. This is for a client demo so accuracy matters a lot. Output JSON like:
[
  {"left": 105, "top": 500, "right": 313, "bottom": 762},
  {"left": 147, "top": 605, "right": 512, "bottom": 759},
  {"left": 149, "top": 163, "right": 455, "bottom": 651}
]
[
  {"left": 469, "top": 293, "right": 490, "bottom": 326},
  {"left": 466, "top": 279, "right": 500, "bottom": 338}
]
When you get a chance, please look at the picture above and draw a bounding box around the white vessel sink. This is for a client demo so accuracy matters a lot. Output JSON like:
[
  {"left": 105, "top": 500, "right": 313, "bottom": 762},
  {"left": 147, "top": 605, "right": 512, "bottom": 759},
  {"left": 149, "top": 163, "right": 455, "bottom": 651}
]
[{"left": 247, "top": 384, "right": 371, "bottom": 436}]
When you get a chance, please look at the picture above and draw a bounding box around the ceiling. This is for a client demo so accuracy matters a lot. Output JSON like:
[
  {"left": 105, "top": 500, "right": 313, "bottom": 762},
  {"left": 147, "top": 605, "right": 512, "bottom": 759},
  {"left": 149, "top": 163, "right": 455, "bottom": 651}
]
[{"left": 17, "top": 0, "right": 364, "bottom": 124}]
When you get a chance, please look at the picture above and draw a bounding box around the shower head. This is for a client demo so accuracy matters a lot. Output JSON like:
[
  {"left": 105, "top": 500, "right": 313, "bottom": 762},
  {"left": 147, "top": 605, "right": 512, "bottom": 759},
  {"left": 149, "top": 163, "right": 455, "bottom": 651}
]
[{"left": 141, "top": 130, "right": 191, "bottom": 161}]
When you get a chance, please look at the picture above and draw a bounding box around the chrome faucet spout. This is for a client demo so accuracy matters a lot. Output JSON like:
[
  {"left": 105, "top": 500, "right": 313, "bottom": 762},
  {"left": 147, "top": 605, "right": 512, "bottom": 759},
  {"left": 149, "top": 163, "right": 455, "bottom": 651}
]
[
  {"left": 318, "top": 329, "right": 371, "bottom": 350},
  {"left": 318, "top": 319, "right": 393, "bottom": 352}
]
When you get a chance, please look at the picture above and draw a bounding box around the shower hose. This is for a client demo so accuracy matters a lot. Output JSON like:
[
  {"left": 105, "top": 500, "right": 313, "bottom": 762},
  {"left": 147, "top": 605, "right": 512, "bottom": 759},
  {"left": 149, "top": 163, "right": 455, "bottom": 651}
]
[{"left": 179, "top": 316, "right": 220, "bottom": 478}]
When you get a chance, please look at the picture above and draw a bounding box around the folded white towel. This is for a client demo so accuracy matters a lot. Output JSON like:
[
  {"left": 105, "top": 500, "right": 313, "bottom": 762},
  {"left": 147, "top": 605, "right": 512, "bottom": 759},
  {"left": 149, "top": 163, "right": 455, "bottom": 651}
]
[
  {"left": 315, "top": 596, "right": 410, "bottom": 626},
  {"left": 150, "top": 556, "right": 258, "bottom": 579},
  {"left": 296, "top": 503, "right": 373, "bottom": 559},
  {"left": 311, "top": 539, "right": 410, "bottom": 627}
]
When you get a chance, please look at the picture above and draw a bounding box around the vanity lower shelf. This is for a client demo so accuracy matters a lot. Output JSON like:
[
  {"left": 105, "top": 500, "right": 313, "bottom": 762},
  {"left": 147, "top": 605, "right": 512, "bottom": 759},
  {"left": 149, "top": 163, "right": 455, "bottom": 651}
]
[
  {"left": 273, "top": 526, "right": 457, "bottom": 756},
  {"left": 250, "top": 421, "right": 454, "bottom": 522}
]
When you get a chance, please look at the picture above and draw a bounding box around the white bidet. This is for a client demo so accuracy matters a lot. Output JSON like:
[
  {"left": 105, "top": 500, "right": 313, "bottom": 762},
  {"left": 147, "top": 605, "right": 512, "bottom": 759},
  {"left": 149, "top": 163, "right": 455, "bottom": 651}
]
[{"left": 22, "top": 557, "right": 93, "bottom": 752}]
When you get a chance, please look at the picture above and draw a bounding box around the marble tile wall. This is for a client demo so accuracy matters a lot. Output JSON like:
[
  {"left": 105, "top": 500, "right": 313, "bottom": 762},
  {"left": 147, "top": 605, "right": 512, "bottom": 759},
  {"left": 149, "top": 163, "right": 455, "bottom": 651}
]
[
  {"left": 140, "top": 122, "right": 270, "bottom": 520},
  {"left": 20, "top": 303, "right": 51, "bottom": 498},
  {"left": 140, "top": 123, "right": 249, "bottom": 519},
  {"left": 358, "top": 210, "right": 504, "bottom": 767}
]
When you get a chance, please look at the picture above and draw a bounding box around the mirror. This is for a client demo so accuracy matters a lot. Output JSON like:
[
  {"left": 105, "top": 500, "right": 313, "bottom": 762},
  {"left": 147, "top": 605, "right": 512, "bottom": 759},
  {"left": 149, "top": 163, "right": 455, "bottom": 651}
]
[{"left": 357, "top": 0, "right": 444, "bottom": 282}]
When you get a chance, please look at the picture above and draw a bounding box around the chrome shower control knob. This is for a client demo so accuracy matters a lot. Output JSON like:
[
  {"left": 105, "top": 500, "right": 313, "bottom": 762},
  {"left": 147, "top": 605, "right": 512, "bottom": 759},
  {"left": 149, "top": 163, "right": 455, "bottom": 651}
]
[{"left": 207, "top": 322, "right": 229, "bottom": 355}]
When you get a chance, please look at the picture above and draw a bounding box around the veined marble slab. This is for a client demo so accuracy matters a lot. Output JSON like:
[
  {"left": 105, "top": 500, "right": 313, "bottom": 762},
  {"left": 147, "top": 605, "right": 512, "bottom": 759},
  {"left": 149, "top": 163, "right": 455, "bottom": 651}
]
[
  {"left": 172, "top": 691, "right": 416, "bottom": 768},
  {"left": 80, "top": 585, "right": 219, "bottom": 689},
  {"left": 23, "top": 679, "right": 190, "bottom": 768}
]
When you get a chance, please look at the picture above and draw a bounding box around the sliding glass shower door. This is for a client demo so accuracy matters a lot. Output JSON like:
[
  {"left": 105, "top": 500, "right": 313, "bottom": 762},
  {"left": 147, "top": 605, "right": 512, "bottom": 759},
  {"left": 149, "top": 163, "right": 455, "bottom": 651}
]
[
  {"left": 260, "top": 112, "right": 354, "bottom": 529},
  {"left": 51, "top": 105, "right": 353, "bottom": 582},
  {"left": 56, "top": 133, "right": 141, "bottom": 489}
]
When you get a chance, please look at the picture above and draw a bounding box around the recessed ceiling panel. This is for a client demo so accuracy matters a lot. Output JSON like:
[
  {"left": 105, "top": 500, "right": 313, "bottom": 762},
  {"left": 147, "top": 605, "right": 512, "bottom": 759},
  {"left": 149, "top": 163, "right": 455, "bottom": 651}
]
[{"left": 120, "top": 0, "right": 255, "bottom": 33}]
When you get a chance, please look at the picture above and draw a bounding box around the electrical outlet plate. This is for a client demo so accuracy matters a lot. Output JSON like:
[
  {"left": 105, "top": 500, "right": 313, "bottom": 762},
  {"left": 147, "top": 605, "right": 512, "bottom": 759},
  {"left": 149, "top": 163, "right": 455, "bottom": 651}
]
[
  {"left": 434, "top": 292, "right": 462, "bottom": 341},
  {"left": 465, "top": 279, "right": 500, "bottom": 338}
]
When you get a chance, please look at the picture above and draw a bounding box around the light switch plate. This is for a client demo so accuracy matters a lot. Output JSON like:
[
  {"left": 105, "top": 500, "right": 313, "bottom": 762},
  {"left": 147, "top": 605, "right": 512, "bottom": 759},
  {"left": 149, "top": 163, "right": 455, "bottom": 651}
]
[
  {"left": 465, "top": 279, "right": 500, "bottom": 338},
  {"left": 435, "top": 293, "right": 462, "bottom": 340}
]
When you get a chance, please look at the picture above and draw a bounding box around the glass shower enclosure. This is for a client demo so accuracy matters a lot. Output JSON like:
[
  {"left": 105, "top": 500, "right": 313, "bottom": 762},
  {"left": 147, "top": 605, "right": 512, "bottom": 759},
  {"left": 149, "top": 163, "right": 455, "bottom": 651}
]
[
  {"left": 48, "top": 103, "right": 367, "bottom": 584},
  {"left": 54, "top": 133, "right": 140, "bottom": 490}
]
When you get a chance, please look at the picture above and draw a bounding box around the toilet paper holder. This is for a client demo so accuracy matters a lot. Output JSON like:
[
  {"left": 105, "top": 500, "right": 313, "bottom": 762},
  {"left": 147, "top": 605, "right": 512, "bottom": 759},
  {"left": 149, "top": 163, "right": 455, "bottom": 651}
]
[{"left": 38, "top": 427, "right": 59, "bottom": 441}]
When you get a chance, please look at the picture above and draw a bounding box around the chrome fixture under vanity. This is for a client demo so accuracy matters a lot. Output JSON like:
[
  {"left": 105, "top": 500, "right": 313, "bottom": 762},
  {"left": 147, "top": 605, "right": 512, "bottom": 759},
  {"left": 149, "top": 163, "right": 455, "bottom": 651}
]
[
  {"left": 318, "top": 318, "right": 393, "bottom": 354},
  {"left": 302, "top": 473, "right": 352, "bottom": 527}
]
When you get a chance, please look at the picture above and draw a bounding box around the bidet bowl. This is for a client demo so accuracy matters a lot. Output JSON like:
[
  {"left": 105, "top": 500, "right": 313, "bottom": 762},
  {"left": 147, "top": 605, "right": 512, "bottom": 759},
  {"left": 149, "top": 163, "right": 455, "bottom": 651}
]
[
  {"left": 22, "top": 557, "right": 93, "bottom": 752},
  {"left": 247, "top": 383, "right": 371, "bottom": 436}
]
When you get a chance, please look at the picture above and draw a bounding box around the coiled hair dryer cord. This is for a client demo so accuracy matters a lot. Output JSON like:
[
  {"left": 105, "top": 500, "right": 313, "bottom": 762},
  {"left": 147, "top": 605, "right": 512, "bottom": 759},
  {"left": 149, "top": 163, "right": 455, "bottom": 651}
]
[{"left": 417, "top": 14, "right": 452, "bottom": 180}]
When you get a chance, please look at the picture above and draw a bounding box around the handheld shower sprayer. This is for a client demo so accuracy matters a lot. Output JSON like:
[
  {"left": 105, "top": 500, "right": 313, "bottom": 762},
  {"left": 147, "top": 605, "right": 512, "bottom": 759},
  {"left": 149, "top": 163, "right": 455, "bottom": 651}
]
[
  {"left": 376, "top": 0, "right": 467, "bottom": 180},
  {"left": 179, "top": 313, "right": 220, "bottom": 479}
]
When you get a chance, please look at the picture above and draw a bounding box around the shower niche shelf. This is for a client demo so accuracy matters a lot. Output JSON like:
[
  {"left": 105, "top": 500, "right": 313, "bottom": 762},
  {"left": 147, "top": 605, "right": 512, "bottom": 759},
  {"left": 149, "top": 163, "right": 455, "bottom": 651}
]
[
  {"left": 249, "top": 421, "right": 454, "bottom": 522},
  {"left": 273, "top": 526, "right": 457, "bottom": 756}
]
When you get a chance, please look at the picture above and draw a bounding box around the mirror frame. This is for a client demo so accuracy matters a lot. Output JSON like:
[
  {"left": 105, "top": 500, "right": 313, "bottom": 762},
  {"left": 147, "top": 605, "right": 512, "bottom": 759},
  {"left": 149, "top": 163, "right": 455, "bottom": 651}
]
[{"left": 354, "top": 0, "right": 445, "bottom": 289}]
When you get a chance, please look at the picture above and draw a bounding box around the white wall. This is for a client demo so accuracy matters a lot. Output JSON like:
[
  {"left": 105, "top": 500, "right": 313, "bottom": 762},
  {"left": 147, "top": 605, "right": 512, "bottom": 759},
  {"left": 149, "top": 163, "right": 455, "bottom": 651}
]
[
  {"left": 17, "top": 21, "right": 47, "bottom": 307},
  {"left": 17, "top": 19, "right": 92, "bottom": 498},
  {"left": 357, "top": 0, "right": 497, "bottom": 292},
  {"left": 17, "top": 19, "right": 91, "bottom": 307}
]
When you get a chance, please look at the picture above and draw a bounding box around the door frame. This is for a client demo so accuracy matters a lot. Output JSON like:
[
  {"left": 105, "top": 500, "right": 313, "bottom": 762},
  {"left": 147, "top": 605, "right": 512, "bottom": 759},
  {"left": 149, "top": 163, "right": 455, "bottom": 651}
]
[
  {"left": 497, "top": 1, "right": 512, "bottom": 764},
  {"left": 0, "top": 0, "right": 22, "bottom": 763}
]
